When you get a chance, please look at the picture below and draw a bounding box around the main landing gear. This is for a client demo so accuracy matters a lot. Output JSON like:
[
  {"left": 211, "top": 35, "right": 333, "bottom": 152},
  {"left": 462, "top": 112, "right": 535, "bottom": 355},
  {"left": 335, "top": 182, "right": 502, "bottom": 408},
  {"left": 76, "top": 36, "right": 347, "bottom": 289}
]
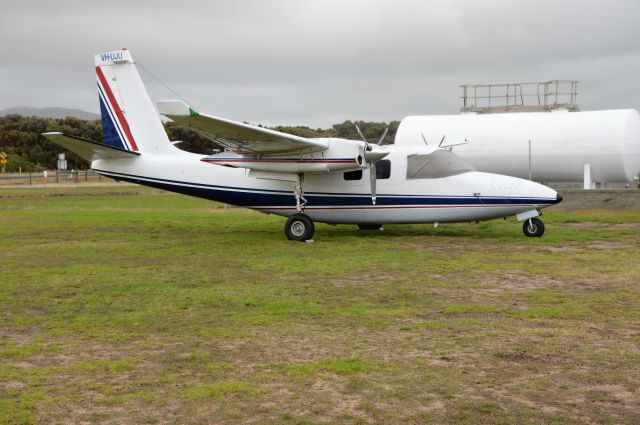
[
  {"left": 523, "top": 217, "right": 545, "bottom": 237},
  {"left": 285, "top": 174, "right": 315, "bottom": 241},
  {"left": 285, "top": 213, "right": 315, "bottom": 241}
]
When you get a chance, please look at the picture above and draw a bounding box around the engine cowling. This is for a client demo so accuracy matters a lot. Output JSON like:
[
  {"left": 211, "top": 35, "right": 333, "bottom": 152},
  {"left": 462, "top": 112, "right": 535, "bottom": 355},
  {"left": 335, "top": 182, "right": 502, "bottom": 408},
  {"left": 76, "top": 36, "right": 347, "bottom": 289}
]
[{"left": 201, "top": 138, "right": 373, "bottom": 174}]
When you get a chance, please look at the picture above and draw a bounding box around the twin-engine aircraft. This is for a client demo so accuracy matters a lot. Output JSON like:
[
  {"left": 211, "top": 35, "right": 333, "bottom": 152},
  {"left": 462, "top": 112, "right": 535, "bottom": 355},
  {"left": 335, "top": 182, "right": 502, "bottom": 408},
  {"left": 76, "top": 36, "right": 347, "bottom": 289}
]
[{"left": 44, "top": 49, "right": 562, "bottom": 241}]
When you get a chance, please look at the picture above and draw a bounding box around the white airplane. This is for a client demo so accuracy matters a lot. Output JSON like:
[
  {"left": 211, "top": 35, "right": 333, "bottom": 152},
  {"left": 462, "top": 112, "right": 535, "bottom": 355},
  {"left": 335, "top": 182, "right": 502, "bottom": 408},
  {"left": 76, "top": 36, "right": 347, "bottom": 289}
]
[{"left": 43, "top": 49, "right": 562, "bottom": 241}]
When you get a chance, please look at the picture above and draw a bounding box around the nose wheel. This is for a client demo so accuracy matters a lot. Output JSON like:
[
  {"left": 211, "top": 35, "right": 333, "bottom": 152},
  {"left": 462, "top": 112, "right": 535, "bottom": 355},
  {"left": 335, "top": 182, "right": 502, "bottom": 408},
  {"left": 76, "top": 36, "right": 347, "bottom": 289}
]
[
  {"left": 523, "top": 217, "right": 545, "bottom": 237},
  {"left": 285, "top": 213, "right": 315, "bottom": 241}
]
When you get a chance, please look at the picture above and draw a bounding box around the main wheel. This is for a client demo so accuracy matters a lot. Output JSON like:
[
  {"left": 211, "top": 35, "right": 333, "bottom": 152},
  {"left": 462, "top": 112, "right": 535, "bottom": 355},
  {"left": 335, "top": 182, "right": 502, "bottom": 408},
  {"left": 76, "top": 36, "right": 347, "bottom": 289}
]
[
  {"left": 285, "top": 213, "right": 315, "bottom": 241},
  {"left": 523, "top": 217, "right": 545, "bottom": 237},
  {"left": 358, "top": 224, "right": 383, "bottom": 231}
]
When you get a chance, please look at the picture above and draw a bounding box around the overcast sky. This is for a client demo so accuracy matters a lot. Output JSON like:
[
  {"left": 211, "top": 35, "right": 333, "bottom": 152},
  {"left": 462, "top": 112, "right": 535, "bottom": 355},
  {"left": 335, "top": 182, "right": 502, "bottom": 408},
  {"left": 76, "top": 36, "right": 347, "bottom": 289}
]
[{"left": 2, "top": 0, "right": 639, "bottom": 127}]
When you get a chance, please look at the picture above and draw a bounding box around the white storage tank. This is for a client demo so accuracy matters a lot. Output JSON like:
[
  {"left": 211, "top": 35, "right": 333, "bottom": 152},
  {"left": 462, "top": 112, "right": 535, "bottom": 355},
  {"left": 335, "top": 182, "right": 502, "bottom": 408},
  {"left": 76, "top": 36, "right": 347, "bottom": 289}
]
[{"left": 395, "top": 109, "right": 640, "bottom": 187}]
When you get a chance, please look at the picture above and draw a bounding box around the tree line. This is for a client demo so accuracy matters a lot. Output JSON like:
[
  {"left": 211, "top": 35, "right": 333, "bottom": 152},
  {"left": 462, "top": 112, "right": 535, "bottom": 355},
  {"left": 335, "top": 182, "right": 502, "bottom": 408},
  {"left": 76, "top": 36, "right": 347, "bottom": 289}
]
[{"left": 0, "top": 114, "right": 399, "bottom": 172}]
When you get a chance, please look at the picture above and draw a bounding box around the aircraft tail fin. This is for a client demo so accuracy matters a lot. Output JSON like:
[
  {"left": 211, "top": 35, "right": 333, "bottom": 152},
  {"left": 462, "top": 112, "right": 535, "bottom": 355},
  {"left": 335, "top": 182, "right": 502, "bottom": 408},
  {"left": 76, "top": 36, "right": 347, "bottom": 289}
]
[{"left": 95, "top": 49, "right": 175, "bottom": 154}]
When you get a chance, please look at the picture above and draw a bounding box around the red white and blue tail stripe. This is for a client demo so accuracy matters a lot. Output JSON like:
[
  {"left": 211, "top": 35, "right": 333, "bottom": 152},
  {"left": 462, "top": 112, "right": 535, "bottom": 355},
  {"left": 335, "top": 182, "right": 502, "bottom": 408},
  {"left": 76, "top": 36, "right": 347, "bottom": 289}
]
[
  {"left": 96, "top": 64, "right": 139, "bottom": 152},
  {"left": 94, "top": 49, "right": 174, "bottom": 154}
]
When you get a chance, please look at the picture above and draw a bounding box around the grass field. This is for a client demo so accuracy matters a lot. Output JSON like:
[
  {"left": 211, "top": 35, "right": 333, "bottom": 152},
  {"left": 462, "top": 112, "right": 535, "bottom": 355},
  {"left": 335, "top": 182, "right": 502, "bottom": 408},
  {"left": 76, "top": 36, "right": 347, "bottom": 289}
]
[{"left": 1, "top": 185, "right": 639, "bottom": 424}]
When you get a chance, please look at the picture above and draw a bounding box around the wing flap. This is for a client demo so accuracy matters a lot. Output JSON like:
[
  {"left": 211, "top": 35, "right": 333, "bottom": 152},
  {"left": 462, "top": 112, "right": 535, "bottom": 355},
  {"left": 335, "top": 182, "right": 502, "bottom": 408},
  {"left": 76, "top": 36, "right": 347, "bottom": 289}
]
[
  {"left": 157, "top": 100, "right": 328, "bottom": 155},
  {"left": 42, "top": 132, "right": 141, "bottom": 161}
]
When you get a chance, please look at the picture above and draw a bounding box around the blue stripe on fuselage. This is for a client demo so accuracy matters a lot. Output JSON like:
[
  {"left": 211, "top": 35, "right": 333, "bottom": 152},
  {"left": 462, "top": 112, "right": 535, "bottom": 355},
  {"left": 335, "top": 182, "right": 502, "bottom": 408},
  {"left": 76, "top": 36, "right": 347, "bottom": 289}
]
[{"left": 93, "top": 169, "right": 558, "bottom": 209}]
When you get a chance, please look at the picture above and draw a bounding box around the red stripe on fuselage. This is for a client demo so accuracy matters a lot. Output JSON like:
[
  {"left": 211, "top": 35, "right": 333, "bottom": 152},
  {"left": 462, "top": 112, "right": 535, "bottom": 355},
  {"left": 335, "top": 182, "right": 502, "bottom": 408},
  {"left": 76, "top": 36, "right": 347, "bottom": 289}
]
[
  {"left": 202, "top": 159, "right": 356, "bottom": 163},
  {"left": 95, "top": 66, "right": 139, "bottom": 152}
]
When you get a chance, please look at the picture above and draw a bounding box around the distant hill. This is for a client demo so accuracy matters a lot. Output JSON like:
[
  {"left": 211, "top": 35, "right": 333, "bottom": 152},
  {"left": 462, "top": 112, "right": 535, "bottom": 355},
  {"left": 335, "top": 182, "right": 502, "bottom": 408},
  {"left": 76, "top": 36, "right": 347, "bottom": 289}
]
[{"left": 0, "top": 106, "right": 100, "bottom": 120}]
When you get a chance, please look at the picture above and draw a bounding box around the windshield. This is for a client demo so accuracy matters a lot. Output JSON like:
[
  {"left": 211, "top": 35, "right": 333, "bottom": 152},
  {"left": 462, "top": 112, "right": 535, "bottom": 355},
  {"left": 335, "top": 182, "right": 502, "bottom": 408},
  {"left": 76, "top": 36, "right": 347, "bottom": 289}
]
[{"left": 406, "top": 150, "right": 476, "bottom": 179}]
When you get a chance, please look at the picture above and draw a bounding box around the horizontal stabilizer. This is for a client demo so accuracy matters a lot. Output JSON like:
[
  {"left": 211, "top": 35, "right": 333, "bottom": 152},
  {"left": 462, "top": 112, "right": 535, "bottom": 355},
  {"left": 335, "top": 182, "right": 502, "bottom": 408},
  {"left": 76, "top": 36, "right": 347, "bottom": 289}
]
[{"left": 42, "top": 132, "right": 141, "bottom": 161}]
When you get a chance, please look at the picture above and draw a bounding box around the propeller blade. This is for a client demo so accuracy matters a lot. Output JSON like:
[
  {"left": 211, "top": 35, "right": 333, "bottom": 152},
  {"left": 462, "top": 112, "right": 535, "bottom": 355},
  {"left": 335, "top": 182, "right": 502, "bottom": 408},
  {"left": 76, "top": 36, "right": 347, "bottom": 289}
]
[
  {"left": 377, "top": 127, "right": 389, "bottom": 145},
  {"left": 439, "top": 138, "right": 469, "bottom": 150},
  {"left": 369, "top": 163, "right": 377, "bottom": 205},
  {"left": 420, "top": 132, "right": 429, "bottom": 146},
  {"left": 355, "top": 124, "right": 367, "bottom": 143}
]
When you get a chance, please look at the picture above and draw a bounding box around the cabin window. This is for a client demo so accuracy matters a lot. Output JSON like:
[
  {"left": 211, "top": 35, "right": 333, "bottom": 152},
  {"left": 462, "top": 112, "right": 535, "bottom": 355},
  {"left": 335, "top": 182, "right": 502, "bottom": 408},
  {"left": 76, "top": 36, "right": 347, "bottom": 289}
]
[
  {"left": 344, "top": 169, "right": 363, "bottom": 180},
  {"left": 344, "top": 160, "right": 391, "bottom": 181},
  {"left": 406, "top": 150, "right": 476, "bottom": 179},
  {"left": 376, "top": 160, "right": 391, "bottom": 179}
]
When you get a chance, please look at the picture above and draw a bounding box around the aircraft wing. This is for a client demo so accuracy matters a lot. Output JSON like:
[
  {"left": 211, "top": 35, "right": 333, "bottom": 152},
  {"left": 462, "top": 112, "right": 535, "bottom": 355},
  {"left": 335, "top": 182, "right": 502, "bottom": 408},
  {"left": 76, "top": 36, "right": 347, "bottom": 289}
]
[
  {"left": 42, "top": 132, "right": 141, "bottom": 161},
  {"left": 157, "top": 100, "right": 328, "bottom": 155}
]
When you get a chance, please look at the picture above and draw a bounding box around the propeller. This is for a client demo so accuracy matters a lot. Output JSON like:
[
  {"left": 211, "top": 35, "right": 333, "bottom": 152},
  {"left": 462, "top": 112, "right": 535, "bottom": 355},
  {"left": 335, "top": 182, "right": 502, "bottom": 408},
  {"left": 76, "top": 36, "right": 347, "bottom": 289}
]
[
  {"left": 422, "top": 133, "right": 469, "bottom": 150},
  {"left": 354, "top": 123, "right": 390, "bottom": 204},
  {"left": 438, "top": 134, "right": 469, "bottom": 150}
]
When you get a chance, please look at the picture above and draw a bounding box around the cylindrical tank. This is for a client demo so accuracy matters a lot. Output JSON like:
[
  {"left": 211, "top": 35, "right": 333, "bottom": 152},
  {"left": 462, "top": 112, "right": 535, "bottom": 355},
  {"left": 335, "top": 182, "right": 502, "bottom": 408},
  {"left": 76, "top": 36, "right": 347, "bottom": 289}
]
[{"left": 394, "top": 109, "right": 640, "bottom": 182}]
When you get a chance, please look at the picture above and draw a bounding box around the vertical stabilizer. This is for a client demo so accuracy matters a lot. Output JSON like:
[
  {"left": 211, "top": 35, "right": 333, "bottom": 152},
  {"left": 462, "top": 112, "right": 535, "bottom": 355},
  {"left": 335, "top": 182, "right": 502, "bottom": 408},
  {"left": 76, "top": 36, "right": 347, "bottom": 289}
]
[{"left": 95, "top": 49, "right": 174, "bottom": 153}]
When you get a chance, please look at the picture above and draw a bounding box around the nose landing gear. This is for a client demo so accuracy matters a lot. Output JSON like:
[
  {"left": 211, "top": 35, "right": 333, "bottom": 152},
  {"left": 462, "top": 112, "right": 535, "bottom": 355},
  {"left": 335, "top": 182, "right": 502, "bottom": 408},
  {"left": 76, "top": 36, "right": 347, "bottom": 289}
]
[{"left": 523, "top": 217, "right": 545, "bottom": 237}]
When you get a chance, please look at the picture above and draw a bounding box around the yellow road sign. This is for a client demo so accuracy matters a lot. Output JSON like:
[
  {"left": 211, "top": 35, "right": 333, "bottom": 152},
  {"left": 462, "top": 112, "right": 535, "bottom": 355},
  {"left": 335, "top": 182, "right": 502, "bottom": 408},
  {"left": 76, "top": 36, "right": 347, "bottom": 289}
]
[
  {"left": 0, "top": 151, "right": 6, "bottom": 159},
  {"left": 0, "top": 159, "right": 7, "bottom": 165}
]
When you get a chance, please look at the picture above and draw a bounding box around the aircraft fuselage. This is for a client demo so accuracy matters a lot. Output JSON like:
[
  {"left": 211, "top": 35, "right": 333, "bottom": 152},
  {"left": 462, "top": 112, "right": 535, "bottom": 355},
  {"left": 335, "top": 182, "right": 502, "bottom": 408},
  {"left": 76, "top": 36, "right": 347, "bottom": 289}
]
[{"left": 93, "top": 144, "right": 560, "bottom": 225}]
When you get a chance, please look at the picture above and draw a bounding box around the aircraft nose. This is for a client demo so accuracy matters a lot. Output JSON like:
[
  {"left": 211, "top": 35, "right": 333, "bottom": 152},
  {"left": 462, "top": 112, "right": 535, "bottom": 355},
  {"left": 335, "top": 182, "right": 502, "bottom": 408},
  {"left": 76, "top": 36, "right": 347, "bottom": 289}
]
[{"left": 555, "top": 192, "right": 564, "bottom": 203}]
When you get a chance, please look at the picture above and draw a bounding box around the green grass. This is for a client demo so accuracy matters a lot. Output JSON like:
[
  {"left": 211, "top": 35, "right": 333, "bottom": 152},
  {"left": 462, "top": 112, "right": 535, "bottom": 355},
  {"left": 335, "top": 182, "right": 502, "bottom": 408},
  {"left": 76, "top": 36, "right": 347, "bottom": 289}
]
[
  {"left": 284, "top": 357, "right": 397, "bottom": 376},
  {"left": 1, "top": 185, "right": 639, "bottom": 424},
  {"left": 181, "top": 381, "right": 261, "bottom": 400}
]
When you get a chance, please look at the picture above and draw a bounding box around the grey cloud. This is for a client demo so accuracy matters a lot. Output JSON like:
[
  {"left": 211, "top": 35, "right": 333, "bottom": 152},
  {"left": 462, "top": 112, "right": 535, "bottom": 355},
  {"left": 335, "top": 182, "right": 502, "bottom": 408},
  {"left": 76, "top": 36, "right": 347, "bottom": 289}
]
[{"left": 1, "top": 0, "right": 639, "bottom": 127}]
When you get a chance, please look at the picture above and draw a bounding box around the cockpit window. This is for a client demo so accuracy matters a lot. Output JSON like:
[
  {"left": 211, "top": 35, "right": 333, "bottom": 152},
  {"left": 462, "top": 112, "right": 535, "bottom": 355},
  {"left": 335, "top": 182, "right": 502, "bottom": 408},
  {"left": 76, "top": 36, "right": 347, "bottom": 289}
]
[
  {"left": 406, "top": 150, "right": 476, "bottom": 179},
  {"left": 375, "top": 160, "right": 391, "bottom": 179}
]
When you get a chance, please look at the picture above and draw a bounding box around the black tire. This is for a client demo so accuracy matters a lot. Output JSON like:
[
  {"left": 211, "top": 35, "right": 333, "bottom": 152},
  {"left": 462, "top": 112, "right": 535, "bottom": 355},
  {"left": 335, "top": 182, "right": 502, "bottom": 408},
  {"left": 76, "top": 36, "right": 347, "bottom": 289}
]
[
  {"left": 358, "top": 224, "right": 383, "bottom": 230},
  {"left": 285, "top": 213, "right": 315, "bottom": 241},
  {"left": 523, "top": 217, "right": 545, "bottom": 237}
]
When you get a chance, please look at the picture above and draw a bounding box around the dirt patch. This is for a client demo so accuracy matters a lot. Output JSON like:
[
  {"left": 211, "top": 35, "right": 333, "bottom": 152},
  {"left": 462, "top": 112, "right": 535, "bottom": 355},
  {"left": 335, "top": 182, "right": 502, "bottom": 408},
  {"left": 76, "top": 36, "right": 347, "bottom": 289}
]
[
  {"left": 553, "top": 190, "right": 640, "bottom": 211},
  {"left": 289, "top": 375, "right": 372, "bottom": 423},
  {"left": 514, "top": 245, "right": 575, "bottom": 253},
  {"left": 560, "top": 222, "right": 640, "bottom": 228},
  {"left": 495, "top": 351, "right": 567, "bottom": 366},
  {"left": 313, "top": 376, "right": 363, "bottom": 413},
  {"left": 322, "top": 274, "right": 393, "bottom": 288},
  {"left": 500, "top": 392, "right": 559, "bottom": 414},
  {"left": 586, "top": 241, "right": 634, "bottom": 250},
  {"left": 12, "top": 361, "right": 35, "bottom": 369},
  {"left": 419, "top": 397, "right": 446, "bottom": 412},
  {"left": 403, "top": 349, "right": 453, "bottom": 367},
  {"left": 398, "top": 242, "right": 453, "bottom": 254},
  {"left": 4, "top": 380, "right": 26, "bottom": 389},
  {"left": 591, "top": 384, "right": 638, "bottom": 404},
  {"left": 259, "top": 385, "right": 294, "bottom": 410},
  {"left": 486, "top": 272, "right": 565, "bottom": 292}
]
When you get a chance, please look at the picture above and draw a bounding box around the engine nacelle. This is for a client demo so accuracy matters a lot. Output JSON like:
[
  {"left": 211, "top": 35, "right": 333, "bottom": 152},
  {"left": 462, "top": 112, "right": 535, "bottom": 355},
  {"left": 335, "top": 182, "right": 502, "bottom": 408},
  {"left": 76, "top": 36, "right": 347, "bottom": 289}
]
[{"left": 201, "top": 138, "right": 369, "bottom": 174}]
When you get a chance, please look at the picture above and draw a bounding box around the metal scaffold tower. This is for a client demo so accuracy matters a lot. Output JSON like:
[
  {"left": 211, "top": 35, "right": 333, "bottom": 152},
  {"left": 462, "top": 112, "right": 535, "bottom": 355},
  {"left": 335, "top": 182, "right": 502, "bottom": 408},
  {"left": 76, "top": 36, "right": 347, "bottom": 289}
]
[{"left": 460, "top": 80, "right": 579, "bottom": 114}]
